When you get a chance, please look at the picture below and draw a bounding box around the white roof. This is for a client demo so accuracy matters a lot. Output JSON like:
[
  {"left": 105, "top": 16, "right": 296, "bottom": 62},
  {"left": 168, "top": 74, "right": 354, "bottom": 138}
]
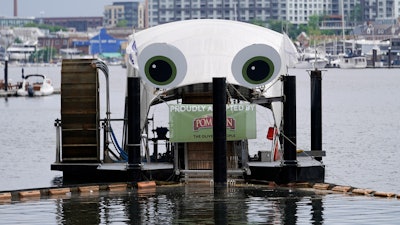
[
  {"left": 126, "top": 19, "right": 289, "bottom": 128},
  {"left": 131, "top": 19, "right": 287, "bottom": 89}
]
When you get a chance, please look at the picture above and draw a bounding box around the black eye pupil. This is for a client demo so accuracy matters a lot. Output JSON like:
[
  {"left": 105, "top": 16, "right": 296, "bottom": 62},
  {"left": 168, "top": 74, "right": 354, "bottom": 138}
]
[
  {"left": 149, "top": 59, "right": 173, "bottom": 83},
  {"left": 246, "top": 60, "right": 271, "bottom": 82}
]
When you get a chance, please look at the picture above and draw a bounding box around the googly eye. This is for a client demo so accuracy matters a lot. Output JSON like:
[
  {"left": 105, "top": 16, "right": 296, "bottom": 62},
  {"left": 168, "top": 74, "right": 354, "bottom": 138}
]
[
  {"left": 232, "top": 44, "right": 282, "bottom": 88},
  {"left": 138, "top": 43, "right": 187, "bottom": 89}
]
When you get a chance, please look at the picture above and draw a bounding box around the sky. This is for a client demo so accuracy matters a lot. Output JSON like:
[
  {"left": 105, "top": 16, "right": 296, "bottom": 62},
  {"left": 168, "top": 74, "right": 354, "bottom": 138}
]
[{"left": 0, "top": 0, "right": 134, "bottom": 18}]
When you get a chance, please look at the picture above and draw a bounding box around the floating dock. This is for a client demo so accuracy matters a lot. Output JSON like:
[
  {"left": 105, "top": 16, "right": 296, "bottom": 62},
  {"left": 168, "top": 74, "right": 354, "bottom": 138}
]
[
  {"left": 51, "top": 20, "right": 326, "bottom": 187},
  {"left": 51, "top": 58, "right": 325, "bottom": 185}
]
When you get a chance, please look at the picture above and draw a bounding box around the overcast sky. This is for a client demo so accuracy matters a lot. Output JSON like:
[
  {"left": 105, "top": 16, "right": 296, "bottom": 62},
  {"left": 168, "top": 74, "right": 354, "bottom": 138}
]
[{"left": 0, "top": 0, "right": 135, "bottom": 18}]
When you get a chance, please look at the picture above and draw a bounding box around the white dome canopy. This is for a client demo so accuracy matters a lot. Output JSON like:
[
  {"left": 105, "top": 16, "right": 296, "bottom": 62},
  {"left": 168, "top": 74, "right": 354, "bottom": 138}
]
[{"left": 126, "top": 19, "right": 291, "bottom": 128}]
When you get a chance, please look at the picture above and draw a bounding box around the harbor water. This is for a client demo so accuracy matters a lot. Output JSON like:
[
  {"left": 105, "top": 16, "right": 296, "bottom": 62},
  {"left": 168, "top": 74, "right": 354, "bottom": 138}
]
[
  {"left": 2, "top": 185, "right": 400, "bottom": 225},
  {"left": 1, "top": 65, "right": 400, "bottom": 224}
]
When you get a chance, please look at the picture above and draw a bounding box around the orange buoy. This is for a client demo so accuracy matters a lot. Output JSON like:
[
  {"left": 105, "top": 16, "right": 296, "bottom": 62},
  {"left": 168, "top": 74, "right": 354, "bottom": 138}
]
[
  {"left": 331, "top": 185, "right": 352, "bottom": 193},
  {"left": 352, "top": 188, "right": 374, "bottom": 195},
  {"left": 0, "top": 192, "right": 12, "bottom": 200},
  {"left": 107, "top": 183, "right": 127, "bottom": 191},
  {"left": 373, "top": 191, "right": 396, "bottom": 198},
  {"left": 137, "top": 181, "right": 156, "bottom": 189},
  {"left": 313, "top": 183, "right": 330, "bottom": 190},
  {"left": 49, "top": 188, "right": 71, "bottom": 195},
  {"left": 78, "top": 185, "right": 99, "bottom": 193},
  {"left": 19, "top": 190, "right": 41, "bottom": 198}
]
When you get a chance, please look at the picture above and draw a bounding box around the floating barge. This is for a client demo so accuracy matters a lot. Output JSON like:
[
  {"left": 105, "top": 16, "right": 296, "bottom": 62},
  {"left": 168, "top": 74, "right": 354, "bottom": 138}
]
[{"left": 51, "top": 20, "right": 325, "bottom": 185}]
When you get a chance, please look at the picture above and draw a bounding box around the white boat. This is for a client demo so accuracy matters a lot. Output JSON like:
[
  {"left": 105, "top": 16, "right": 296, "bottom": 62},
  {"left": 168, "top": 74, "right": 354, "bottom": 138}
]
[
  {"left": 295, "top": 57, "right": 328, "bottom": 69},
  {"left": 295, "top": 49, "right": 328, "bottom": 69},
  {"left": 16, "top": 74, "right": 54, "bottom": 96},
  {"left": 338, "top": 55, "right": 367, "bottom": 69},
  {"left": 336, "top": 0, "right": 367, "bottom": 69}
]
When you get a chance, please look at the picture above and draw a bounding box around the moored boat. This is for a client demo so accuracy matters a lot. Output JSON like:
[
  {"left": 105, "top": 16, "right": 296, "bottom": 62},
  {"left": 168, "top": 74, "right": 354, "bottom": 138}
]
[
  {"left": 16, "top": 74, "right": 54, "bottom": 97},
  {"left": 338, "top": 55, "right": 367, "bottom": 69},
  {"left": 295, "top": 48, "right": 328, "bottom": 69}
]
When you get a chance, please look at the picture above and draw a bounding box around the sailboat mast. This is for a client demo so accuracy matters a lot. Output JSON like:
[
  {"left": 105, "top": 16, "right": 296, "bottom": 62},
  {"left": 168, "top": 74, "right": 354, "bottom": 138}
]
[{"left": 341, "top": 0, "right": 345, "bottom": 54}]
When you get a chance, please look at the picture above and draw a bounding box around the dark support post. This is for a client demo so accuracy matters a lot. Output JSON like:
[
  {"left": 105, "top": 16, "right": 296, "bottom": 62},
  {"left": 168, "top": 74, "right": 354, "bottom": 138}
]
[
  {"left": 372, "top": 49, "right": 377, "bottom": 68},
  {"left": 281, "top": 75, "right": 297, "bottom": 183},
  {"left": 4, "top": 58, "right": 8, "bottom": 92},
  {"left": 213, "top": 77, "right": 227, "bottom": 186},
  {"left": 310, "top": 70, "right": 322, "bottom": 161},
  {"left": 388, "top": 47, "right": 392, "bottom": 68},
  {"left": 127, "top": 76, "right": 141, "bottom": 180},
  {"left": 153, "top": 139, "right": 158, "bottom": 162}
]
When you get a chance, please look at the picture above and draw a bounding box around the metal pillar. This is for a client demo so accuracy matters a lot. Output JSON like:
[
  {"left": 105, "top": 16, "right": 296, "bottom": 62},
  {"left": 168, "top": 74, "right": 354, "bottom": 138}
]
[
  {"left": 213, "top": 77, "right": 227, "bottom": 186},
  {"left": 4, "top": 58, "right": 8, "bottom": 92},
  {"left": 372, "top": 49, "right": 377, "bottom": 68},
  {"left": 310, "top": 70, "right": 323, "bottom": 161},
  {"left": 281, "top": 75, "right": 297, "bottom": 183},
  {"left": 127, "top": 77, "right": 141, "bottom": 180}
]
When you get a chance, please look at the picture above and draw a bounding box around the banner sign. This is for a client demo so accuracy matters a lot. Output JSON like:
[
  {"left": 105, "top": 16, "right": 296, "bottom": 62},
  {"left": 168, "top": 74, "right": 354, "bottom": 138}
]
[{"left": 169, "top": 104, "right": 256, "bottom": 142}]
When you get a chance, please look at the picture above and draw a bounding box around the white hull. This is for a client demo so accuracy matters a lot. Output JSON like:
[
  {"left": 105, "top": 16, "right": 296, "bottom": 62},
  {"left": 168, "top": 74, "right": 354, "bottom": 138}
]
[
  {"left": 16, "top": 87, "right": 54, "bottom": 96},
  {"left": 338, "top": 56, "right": 367, "bottom": 69},
  {"left": 16, "top": 75, "right": 54, "bottom": 97},
  {"left": 296, "top": 48, "right": 328, "bottom": 69},
  {"left": 295, "top": 59, "right": 328, "bottom": 69}
]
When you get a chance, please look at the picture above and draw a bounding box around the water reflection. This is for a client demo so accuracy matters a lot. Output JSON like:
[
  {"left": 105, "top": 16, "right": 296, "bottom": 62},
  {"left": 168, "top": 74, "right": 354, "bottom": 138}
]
[
  {"left": 50, "top": 186, "right": 327, "bottom": 224},
  {"left": 2, "top": 185, "right": 400, "bottom": 224}
]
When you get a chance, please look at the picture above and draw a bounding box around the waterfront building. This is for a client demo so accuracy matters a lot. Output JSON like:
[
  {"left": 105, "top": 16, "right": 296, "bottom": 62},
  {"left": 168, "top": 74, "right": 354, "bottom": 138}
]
[
  {"left": 147, "top": 0, "right": 274, "bottom": 27},
  {"left": 38, "top": 36, "right": 70, "bottom": 52},
  {"left": 104, "top": 4, "right": 125, "bottom": 27},
  {"left": 6, "top": 43, "right": 36, "bottom": 62},
  {"left": 39, "top": 17, "right": 103, "bottom": 32},
  {"left": 144, "top": 0, "right": 400, "bottom": 28},
  {"left": 363, "top": 0, "right": 398, "bottom": 21},
  {"left": 72, "top": 28, "right": 126, "bottom": 56},
  {"left": 0, "top": 16, "right": 34, "bottom": 28},
  {"left": 104, "top": 1, "right": 145, "bottom": 28}
]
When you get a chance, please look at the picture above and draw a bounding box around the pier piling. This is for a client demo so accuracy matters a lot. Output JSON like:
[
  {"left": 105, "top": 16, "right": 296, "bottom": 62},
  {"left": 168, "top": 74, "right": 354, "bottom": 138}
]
[
  {"left": 127, "top": 76, "right": 141, "bottom": 181},
  {"left": 281, "top": 75, "right": 297, "bottom": 183},
  {"left": 310, "top": 70, "right": 323, "bottom": 161},
  {"left": 213, "top": 77, "right": 227, "bottom": 186},
  {"left": 4, "top": 58, "right": 8, "bottom": 92}
]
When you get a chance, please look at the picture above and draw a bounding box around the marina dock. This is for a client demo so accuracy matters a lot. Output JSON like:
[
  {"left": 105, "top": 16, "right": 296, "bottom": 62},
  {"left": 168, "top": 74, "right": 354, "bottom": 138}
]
[{"left": 0, "top": 87, "right": 60, "bottom": 97}]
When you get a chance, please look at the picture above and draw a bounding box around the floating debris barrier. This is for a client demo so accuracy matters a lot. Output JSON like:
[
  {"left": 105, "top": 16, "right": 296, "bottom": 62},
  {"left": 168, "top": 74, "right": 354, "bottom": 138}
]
[
  {"left": 0, "top": 192, "right": 12, "bottom": 200},
  {"left": 1, "top": 181, "right": 400, "bottom": 204},
  {"left": 107, "top": 183, "right": 127, "bottom": 192},
  {"left": 137, "top": 181, "right": 156, "bottom": 189},
  {"left": 352, "top": 188, "right": 374, "bottom": 196},
  {"left": 49, "top": 188, "right": 71, "bottom": 196},
  {"left": 78, "top": 185, "right": 99, "bottom": 193},
  {"left": 18, "top": 190, "right": 41, "bottom": 198}
]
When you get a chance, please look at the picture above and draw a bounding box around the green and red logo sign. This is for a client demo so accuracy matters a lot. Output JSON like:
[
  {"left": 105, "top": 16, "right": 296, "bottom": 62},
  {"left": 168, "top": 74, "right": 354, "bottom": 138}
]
[{"left": 169, "top": 104, "right": 256, "bottom": 142}]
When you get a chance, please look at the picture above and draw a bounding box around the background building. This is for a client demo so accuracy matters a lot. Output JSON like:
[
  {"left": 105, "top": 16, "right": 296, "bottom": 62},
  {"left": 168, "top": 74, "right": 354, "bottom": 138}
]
[
  {"left": 147, "top": 0, "right": 274, "bottom": 27},
  {"left": 0, "top": 17, "right": 34, "bottom": 28},
  {"left": 144, "top": 0, "right": 400, "bottom": 28},
  {"left": 73, "top": 28, "right": 126, "bottom": 56},
  {"left": 39, "top": 17, "right": 103, "bottom": 32},
  {"left": 104, "top": 1, "right": 144, "bottom": 28}
]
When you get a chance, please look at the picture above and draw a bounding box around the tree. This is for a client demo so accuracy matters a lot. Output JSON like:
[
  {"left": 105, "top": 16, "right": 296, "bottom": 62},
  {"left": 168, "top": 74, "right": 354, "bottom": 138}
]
[
  {"left": 267, "top": 19, "right": 284, "bottom": 33},
  {"left": 24, "top": 23, "right": 67, "bottom": 32},
  {"left": 307, "top": 15, "right": 321, "bottom": 36},
  {"left": 116, "top": 20, "right": 128, "bottom": 27},
  {"left": 250, "top": 19, "right": 266, "bottom": 27},
  {"left": 349, "top": 4, "right": 363, "bottom": 24},
  {"left": 14, "top": 37, "right": 23, "bottom": 44},
  {"left": 29, "top": 47, "right": 57, "bottom": 63}
]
